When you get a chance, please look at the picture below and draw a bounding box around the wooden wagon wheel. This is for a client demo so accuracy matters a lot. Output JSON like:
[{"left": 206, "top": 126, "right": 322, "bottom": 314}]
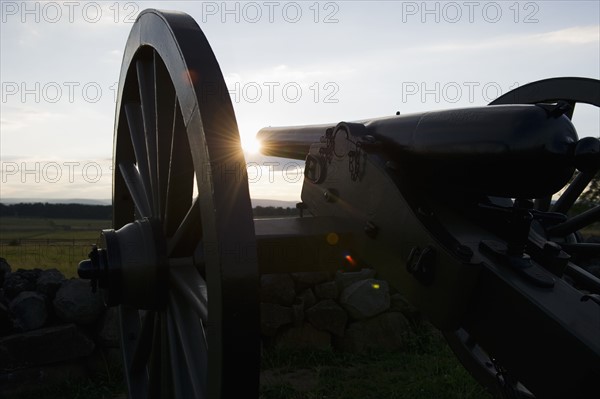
[
  {"left": 80, "top": 9, "right": 259, "bottom": 398},
  {"left": 445, "top": 77, "right": 600, "bottom": 398}
]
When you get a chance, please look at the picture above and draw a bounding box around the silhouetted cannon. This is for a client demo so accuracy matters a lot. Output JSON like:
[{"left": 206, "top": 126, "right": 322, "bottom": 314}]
[{"left": 77, "top": 9, "right": 599, "bottom": 399}]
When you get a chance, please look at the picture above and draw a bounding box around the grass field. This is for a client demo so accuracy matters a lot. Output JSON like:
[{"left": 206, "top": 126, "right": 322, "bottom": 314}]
[
  {"left": 260, "top": 325, "right": 491, "bottom": 399},
  {"left": 0, "top": 217, "right": 111, "bottom": 277},
  {"left": 0, "top": 216, "right": 493, "bottom": 398},
  {"left": 10, "top": 324, "right": 491, "bottom": 399},
  {"left": 0, "top": 214, "right": 595, "bottom": 398}
]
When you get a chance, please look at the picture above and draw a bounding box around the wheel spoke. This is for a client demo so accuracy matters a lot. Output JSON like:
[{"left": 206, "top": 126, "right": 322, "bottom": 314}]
[
  {"left": 166, "top": 308, "right": 193, "bottom": 399},
  {"left": 552, "top": 170, "right": 596, "bottom": 214},
  {"left": 164, "top": 102, "right": 194, "bottom": 237},
  {"left": 130, "top": 310, "right": 155, "bottom": 374},
  {"left": 547, "top": 205, "right": 600, "bottom": 237},
  {"left": 168, "top": 291, "right": 208, "bottom": 398},
  {"left": 155, "top": 57, "right": 176, "bottom": 222},
  {"left": 136, "top": 54, "right": 159, "bottom": 215},
  {"left": 160, "top": 313, "right": 172, "bottom": 398},
  {"left": 118, "top": 161, "right": 152, "bottom": 218},
  {"left": 125, "top": 102, "right": 153, "bottom": 203},
  {"left": 169, "top": 265, "right": 208, "bottom": 323},
  {"left": 147, "top": 313, "right": 162, "bottom": 399},
  {"left": 120, "top": 306, "right": 149, "bottom": 399},
  {"left": 559, "top": 242, "right": 600, "bottom": 257},
  {"left": 168, "top": 197, "right": 202, "bottom": 257}
]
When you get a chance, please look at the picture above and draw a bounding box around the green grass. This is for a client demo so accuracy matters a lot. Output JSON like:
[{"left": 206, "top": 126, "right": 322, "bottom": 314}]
[
  {"left": 582, "top": 223, "right": 600, "bottom": 239},
  {"left": 6, "top": 324, "right": 490, "bottom": 399},
  {"left": 7, "top": 361, "right": 125, "bottom": 399},
  {"left": 0, "top": 217, "right": 109, "bottom": 240},
  {"left": 0, "top": 217, "right": 110, "bottom": 277},
  {"left": 260, "top": 325, "right": 492, "bottom": 399}
]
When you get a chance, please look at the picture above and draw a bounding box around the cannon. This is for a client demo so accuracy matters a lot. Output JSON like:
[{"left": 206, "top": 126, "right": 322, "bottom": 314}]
[{"left": 77, "top": 9, "right": 600, "bottom": 399}]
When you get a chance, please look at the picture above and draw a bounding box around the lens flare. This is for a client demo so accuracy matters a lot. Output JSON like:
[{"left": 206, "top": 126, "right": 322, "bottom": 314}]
[
  {"left": 326, "top": 232, "right": 339, "bottom": 245},
  {"left": 241, "top": 137, "right": 261, "bottom": 154},
  {"left": 345, "top": 254, "right": 357, "bottom": 267}
]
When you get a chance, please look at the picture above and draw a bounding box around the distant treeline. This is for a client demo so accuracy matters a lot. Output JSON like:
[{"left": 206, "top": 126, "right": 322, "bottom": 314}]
[
  {"left": 0, "top": 203, "right": 298, "bottom": 219},
  {"left": 253, "top": 206, "right": 298, "bottom": 217},
  {"left": 0, "top": 203, "right": 112, "bottom": 220}
]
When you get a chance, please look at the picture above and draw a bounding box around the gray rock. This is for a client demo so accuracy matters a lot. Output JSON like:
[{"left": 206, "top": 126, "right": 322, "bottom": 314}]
[
  {"left": 9, "top": 291, "right": 47, "bottom": 331},
  {"left": 36, "top": 269, "right": 66, "bottom": 298},
  {"left": 292, "top": 298, "right": 304, "bottom": 327},
  {"left": 314, "top": 281, "right": 338, "bottom": 299},
  {"left": 297, "top": 288, "right": 317, "bottom": 309},
  {"left": 3, "top": 273, "right": 35, "bottom": 299},
  {"left": 97, "top": 306, "right": 120, "bottom": 348},
  {"left": 53, "top": 279, "right": 105, "bottom": 325},
  {"left": 335, "top": 268, "right": 376, "bottom": 291},
  {"left": 390, "top": 293, "right": 421, "bottom": 322},
  {"left": 0, "top": 302, "right": 12, "bottom": 335},
  {"left": 260, "top": 274, "right": 296, "bottom": 306},
  {"left": 336, "top": 312, "right": 411, "bottom": 353},
  {"left": 0, "top": 258, "right": 11, "bottom": 287},
  {"left": 275, "top": 322, "right": 331, "bottom": 350},
  {"left": 306, "top": 299, "right": 348, "bottom": 337},
  {"left": 340, "top": 279, "right": 390, "bottom": 319},
  {"left": 0, "top": 323, "right": 95, "bottom": 369},
  {"left": 291, "top": 271, "right": 331, "bottom": 290},
  {"left": 16, "top": 268, "right": 42, "bottom": 283},
  {"left": 260, "top": 302, "right": 293, "bottom": 336}
]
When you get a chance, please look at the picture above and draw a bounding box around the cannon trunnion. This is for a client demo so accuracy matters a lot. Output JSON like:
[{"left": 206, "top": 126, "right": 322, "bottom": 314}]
[{"left": 77, "top": 9, "right": 600, "bottom": 399}]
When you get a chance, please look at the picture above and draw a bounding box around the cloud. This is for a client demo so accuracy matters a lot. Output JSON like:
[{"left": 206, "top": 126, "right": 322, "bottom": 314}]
[
  {"left": 226, "top": 63, "right": 357, "bottom": 85},
  {"left": 416, "top": 25, "right": 600, "bottom": 53},
  {"left": 102, "top": 49, "right": 123, "bottom": 64},
  {"left": 535, "top": 25, "right": 599, "bottom": 44},
  {"left": 0, "top": 157, "right": 113, "bottom": 200},
  {"left": 0, "top": 106, "right": 67, "bottom": 133}
]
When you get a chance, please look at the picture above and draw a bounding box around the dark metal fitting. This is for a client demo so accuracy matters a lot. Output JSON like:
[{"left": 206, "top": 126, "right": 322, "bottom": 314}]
[
  {"left": 456, "top": 245, "right": 474, "bottom": 262},
  {"left": 536, "top": 101, "right": 572, "bottom": 118},
  {"left": 323, "top": 189, "right": 338, "bottom": 203},
  {"left": 543, "top": 241, "right": 562, "bottom": 256},
  {"left": 296, "top": 202, "right": 308, "bottom": 218},
  {"left": 364, "top": 221, "right": 379, "bottom": 239},
  {"left": 581, "top": 294, "right": 600, "bottom": 307},
  {"left": 406, "top": 246, "right": 436, "bottom": 286}
]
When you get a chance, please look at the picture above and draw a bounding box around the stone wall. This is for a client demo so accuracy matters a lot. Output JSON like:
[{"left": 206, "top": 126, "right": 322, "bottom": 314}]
[
  {"left": 0, "top": 257, "right": 423, "bottom": 395},
  {"left": 260, "top": 269, "right": 420, "bottom": 352},
  {"left": 0, "top": 258, "right": 120, "bottom": 397}
]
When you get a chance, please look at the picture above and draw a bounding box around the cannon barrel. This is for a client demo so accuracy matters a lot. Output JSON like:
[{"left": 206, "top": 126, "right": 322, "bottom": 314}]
[
  {"left": 258, "top": 105, "right": 579, "bottom": 198},
  {"left": 257, "top": 123, "right": 335, "bottom": 159}
]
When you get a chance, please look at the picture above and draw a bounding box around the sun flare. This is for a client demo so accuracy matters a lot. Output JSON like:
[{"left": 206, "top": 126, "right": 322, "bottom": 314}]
[{"left": 241, "top": 137, "right": 261, "bottom": 155}]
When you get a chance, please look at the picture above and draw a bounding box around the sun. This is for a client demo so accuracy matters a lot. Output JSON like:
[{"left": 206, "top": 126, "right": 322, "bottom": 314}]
[{"left": 241, "top": 136, "right": 261, "bottom": 155}]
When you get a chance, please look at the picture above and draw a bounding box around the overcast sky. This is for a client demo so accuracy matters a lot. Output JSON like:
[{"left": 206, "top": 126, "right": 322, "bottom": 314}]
[{"left": 1, "top": 1, "right": 599, "bottom": 203}]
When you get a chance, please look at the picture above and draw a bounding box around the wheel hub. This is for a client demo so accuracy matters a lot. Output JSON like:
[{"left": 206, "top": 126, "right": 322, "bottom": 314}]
[{"left": 78, "top": 218, "right": 167, "bottom": 309}]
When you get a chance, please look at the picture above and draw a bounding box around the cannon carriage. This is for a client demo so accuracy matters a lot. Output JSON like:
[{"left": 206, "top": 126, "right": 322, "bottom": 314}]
[{"left": 77, "top": 9, "right": 600, "bottom": 399}]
